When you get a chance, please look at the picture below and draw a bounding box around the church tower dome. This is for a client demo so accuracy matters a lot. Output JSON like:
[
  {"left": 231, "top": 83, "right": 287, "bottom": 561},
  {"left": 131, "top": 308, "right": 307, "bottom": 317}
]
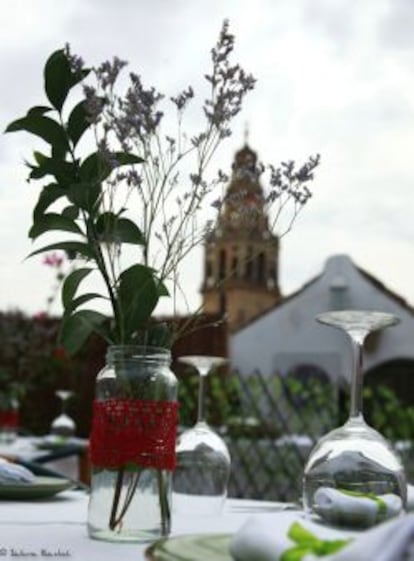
[{"left": 201, "top": 142, "right": 281, "bottom": 331}]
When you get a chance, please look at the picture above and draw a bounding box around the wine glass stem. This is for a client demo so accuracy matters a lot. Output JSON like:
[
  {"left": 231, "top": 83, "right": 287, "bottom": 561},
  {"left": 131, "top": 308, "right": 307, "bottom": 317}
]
[
  {"left": 349, "top": 336, "right": 364, "bottom": 418},
  {"left": 197, "top": 374, "right": 207, "bottom": 424}
]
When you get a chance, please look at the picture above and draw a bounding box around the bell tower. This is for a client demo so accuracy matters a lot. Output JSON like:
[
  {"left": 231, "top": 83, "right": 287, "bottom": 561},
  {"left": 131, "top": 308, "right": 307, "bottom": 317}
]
[{"left": 201, "top": 143, "right": 281, "bottom": 331}]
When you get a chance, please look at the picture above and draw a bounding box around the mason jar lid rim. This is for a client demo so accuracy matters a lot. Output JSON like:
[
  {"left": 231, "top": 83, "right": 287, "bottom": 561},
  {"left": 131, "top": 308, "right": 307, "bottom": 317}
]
[{"left": 107, "top": 345, "right": 171, "bottom": 358}]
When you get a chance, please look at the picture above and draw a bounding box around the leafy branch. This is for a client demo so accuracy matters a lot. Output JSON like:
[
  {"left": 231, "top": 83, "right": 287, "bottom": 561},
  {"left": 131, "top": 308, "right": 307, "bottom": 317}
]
[{"left": 5, "top": 21, "right": 258, "bottom": 355}]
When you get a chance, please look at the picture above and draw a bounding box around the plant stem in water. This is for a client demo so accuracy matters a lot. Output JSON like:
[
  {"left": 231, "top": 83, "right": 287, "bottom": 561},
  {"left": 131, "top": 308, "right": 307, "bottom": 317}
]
[
  {"left": 109, "top": 468, "right": 143, "bottom": 532},
  {"left": 157, "top": 469, "right": 171, "bottom": 536},
  {"left": 109, "top": 468, "right": 124, "bottom": 531}
]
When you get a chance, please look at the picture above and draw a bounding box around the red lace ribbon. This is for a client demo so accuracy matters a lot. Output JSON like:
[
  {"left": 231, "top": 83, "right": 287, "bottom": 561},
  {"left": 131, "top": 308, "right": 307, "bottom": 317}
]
[
  {"left": 0, "top": 410, "right": 19, "bottom": 428},
  {"left": 89, "top": 398, "right": 178, "bottom": 470}
]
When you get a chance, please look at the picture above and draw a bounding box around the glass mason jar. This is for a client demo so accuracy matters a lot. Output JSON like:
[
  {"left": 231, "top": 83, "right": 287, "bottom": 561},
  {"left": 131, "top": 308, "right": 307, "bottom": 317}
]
[{"left": 87, "top": 345, "right": 178, "bottom": 543}]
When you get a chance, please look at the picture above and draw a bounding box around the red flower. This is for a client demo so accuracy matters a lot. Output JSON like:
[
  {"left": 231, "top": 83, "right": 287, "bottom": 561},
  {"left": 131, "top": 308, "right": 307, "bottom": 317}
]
[
  {"left": 33, "top": 311, "right": 48, "bottom": 322},
  {"left": 53, "top": 346, "right": 69, "bottom": 361},
  {"left": 43, "top": 253, "right": 64, "bottom": 268}
]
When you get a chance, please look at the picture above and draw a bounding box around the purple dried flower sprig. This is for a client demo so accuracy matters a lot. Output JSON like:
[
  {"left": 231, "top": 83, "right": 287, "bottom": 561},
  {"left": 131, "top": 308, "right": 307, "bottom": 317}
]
[{"left": 6, "top": 20, "right": 318, "bottom": 355}]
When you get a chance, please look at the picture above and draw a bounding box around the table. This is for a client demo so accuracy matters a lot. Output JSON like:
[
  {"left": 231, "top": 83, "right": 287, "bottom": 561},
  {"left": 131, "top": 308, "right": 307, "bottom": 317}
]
[{"left": 0, "top": 490, "right": 297, "bottom": 561}]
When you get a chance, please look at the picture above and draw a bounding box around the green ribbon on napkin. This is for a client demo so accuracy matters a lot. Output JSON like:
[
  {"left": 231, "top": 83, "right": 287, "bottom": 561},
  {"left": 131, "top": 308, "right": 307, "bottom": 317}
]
[
  {"left": 281, "top": 522, "right": 352, "bottom": 561},
  {"left": 338, "top": 488, "right": 387, "bottom": 517}
]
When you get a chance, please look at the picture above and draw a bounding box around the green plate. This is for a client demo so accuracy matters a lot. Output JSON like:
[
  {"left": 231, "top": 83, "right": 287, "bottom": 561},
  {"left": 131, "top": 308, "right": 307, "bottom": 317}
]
[
  {"left": 0, "top": 476, "right": 73, "bottom": 500},
  {"left": 146, "top": 534, "right": 232, "bottom": 561}
]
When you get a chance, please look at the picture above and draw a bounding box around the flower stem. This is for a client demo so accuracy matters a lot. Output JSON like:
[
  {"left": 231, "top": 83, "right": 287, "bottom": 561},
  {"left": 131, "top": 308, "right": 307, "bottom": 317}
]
[
  {"left": 157, "top": 469, "right": 171, "bottom": 536},
  {"left": 109, "top": 468, "right": 124, "bottom": 531},
  {"left": 109, "top": 469, "right": 141, "bottom": 531}
]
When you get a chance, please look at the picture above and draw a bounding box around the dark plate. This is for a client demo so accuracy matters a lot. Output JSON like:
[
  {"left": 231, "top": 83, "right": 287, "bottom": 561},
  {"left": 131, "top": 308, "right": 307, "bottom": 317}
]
[
  {"left": 146, "top": 533, "right": 232, "bottom": 561},
  {"left": 0, "top": 476, "right": 73, "bottom": 500}
]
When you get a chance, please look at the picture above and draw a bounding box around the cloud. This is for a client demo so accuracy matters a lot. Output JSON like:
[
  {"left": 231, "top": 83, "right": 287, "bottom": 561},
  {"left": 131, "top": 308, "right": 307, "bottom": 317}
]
[
  {"left": 378, "top": 0, "right": 414, "bottom": 50},
  {"left": 301, "top": 0, "right": 359, "bottom": 55},
  {"left": 2, "top": 0, "right": 414, "bottom": 315},
  {"left": 1, "top": 0, "right": 80, "bottom": 44}
]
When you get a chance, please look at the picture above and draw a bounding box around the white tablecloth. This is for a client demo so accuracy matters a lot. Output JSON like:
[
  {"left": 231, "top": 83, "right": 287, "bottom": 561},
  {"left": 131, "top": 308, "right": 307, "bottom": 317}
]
[{"left": 0, "top": 491, "right": 297, "bottom": 561}]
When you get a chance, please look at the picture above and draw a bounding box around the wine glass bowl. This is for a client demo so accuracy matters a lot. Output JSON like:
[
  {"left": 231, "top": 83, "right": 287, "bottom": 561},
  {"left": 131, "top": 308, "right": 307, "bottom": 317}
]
[
  {"left": 174, "top": 422, "right": 231, "bottom": 515},
  {"left": 50, "top": 390, "right": 76, "bottom": 437},
  {"left": 173, "top": 355, "right": 231, "bottom": 516},
  {"left": 303, "top": 310, "right": 406, "bottom": 528}
]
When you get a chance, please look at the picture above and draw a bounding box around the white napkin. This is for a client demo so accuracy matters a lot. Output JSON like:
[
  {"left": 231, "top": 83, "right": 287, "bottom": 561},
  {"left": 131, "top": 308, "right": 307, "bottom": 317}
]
[
  {"left": 324, "top": 513, "right": 414, "bottom": 561},
  {"left": 0, "top": 458, "right": 35, "bottom": 484},
  {"left": 230, "top": 512, "right": 414, "bottom": 561},
  {"left": 229, "top": 514, "right": 294, "bottom": 561},
  {"left": 229, "top": 512, "right": 354, "bottom": 561},
  {"left": 313, "top": 486, "right": 403, "bottom": 527}
]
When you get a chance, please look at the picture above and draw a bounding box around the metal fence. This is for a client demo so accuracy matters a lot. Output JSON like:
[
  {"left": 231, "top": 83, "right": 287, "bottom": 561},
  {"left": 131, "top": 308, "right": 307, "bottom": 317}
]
[{"left": 177, "top": 368, "right": 414, "bottom": 503}]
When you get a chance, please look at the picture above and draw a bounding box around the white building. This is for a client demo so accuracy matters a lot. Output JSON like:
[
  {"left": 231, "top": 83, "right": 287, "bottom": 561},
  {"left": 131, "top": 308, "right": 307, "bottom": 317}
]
[
  {"left": 230, "top": 254, "right": 414, "bottom": 394},
  {"left": 200, "top": 143, "right": 414, "bottom": 400}
]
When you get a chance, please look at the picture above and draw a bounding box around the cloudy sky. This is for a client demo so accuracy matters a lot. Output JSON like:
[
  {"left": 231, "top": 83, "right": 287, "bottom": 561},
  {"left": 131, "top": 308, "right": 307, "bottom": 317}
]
[{"left": 1, "top": 0, "right": 414, "bottom": 317}]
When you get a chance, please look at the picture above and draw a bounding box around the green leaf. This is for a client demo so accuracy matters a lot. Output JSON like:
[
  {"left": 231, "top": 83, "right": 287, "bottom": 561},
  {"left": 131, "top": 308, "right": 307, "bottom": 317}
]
[
  {"left": 29, "top": 213, "right": 83, "bottom": 239},
  {"left": 67, "top": 100, "right": 91, "bottom": 146},
  {"left": 95, "top": 213, "right": 145, "bottom": 245},
  {"left": 27, "top": 106, "right": 53, "bottom": 116},
  {"left": 114, "top": 151, "right": 145, "bottom": 166},
  {"left": 67, "top": 181, "right": 101, "bottom": 211},
  {"left": 157, "top": 280, "right": 169, "bottom": 297},
  {"left": 33, "top": 183, "right": 65, "bottom": 219},
  {"left": 27, "top": 241, "right": 95, "bottom": 260},
  {"left": 62, "top": 268, "right": 93, "bottom": 310},
  {"left": 44, "top": 49, "right": 73, "bottom": 111},
  {"left": 33, "top": 151, "right": 48, "bottom": 165},
  {"left": 28, "top": 167, "right": 47, "bottom": 180},
  {"left": 79, "top": 152, "right": 110, "bottom": 183},
  {"left": 28, "top": 154, "right": 76, "bottom": 183},
  {"left": 80, "top": 151, "right": 143, "bottom": 183},
  {"left": 61, "top": 205, "right": 79, "bottom": 220},
  {"left": 66, "top": 292, "right": 103, "bottom": 313},
  {"left": 116, "top": 218, "right": 145, "bottom": 244},
  {"left": 59, "top": 309, "right": 107, "bottom": 355},
  {"left": 5, "top": 114, "right": 68, "bottom": 154},
  {"left": 118, "top": 264, "right": 160, "bottom": 336}
]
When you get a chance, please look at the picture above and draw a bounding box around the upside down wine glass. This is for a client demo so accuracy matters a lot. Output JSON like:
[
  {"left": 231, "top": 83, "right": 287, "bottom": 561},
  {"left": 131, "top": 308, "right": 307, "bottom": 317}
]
[
  {"left": 303, "top": 310, "right": 406, "bottom": 528},
  {"left": 50, "top": 390, "right": 76, "bottom": 437},
  {"left": 173, "top": 356, "right": 231, "bottom": 516}
]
